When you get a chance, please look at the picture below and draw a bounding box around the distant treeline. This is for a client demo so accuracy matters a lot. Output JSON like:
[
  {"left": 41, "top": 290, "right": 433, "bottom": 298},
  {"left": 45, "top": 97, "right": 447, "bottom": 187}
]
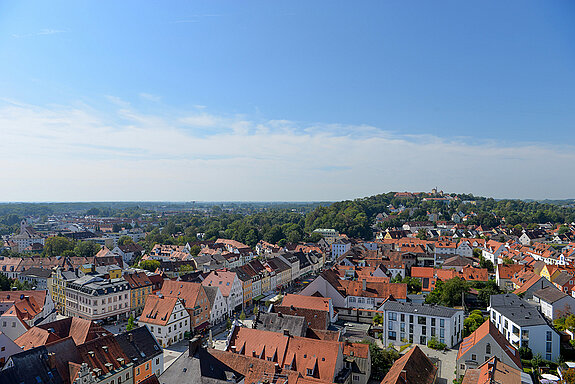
[{"left": 1, "top": 193, "right": 574, "bottom": 247}]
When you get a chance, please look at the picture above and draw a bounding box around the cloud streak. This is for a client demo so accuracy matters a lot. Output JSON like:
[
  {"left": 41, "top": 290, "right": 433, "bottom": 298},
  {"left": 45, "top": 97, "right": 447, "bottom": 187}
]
[
  {"left": 1, "top": 98, "right": 574, "bottom": 202},
  {"left": 11, "top": 29, "right": 67, "bottom": 38}
]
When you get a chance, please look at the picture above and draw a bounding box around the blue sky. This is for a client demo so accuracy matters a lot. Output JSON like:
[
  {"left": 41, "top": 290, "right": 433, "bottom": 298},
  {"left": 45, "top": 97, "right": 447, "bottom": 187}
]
[{"left": 1, "top": 1, "right": 574, "bottom": 201}]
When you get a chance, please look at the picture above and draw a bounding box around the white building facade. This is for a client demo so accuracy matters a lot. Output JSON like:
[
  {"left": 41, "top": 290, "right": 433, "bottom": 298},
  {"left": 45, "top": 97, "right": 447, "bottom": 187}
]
[{"left": 381, "top": 301, "right": 464, "bottom": 348}]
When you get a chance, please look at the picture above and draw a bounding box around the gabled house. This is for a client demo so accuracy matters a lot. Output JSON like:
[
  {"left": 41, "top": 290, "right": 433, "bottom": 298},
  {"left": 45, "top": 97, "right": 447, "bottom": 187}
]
[
  {"left": 488, "top": 294, "right": 560, "bottom": 361},
  {"left": 203, "top": 285, "right": 227, "bottom": 325},
  {"left": 0, "top": 290, "right": 56, "bottom": 341},
  {"left": 380, "top": 345, "right": 437, "bottom": 384},
  {"left": 202, "top": 270, "right": 243, "bottom": 314},
  {"left": 159, "top": 280, "right": 210, "bottom": 332},
  {"left": 138, "top": 295, "right": 189, "bottom": 347},
  {"left": 461, "top": 356, "right": 531, "bottom": 384},
  {"left": 456, "top": 320, "right": 522, "bottom": 378},
  {"left": 115, "top": 326, "right": 163, "bottom": 383},
  {"left": 533, "top": 286, "right": 575, "bottom": 320}
]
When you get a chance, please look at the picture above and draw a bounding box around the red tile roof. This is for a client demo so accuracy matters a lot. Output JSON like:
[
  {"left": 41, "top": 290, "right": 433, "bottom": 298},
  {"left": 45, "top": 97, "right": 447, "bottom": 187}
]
[
  {"left": 202, "top": 270, "right": 237, "bottom": 297},
  {"left": 160, "top": 280, "right": 206, "bottom": 310},
  {"left": 457, "top": 320, "right": 521, "bottom": 369},
  {"left": 281, "top": 294, "right": 330, "bottom": 312},
  {"left": 140, "top": 295, "right": 180, "bottom": 326},
  {"left": 462, "top": 357, "right": 522, "bottom": 384},
  {"left": 380, "top": 345, "right": 437, "bottom": 384}
]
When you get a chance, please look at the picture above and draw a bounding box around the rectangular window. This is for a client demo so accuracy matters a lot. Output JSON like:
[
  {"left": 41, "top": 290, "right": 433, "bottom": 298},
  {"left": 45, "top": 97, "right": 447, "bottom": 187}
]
[
  {"left": 420, "top": 336, "right": 426, "bottom": 344},
  {"left": 546, "top": 331, "right": 552, "bottom": 342},
  {"left": 388, "top": 321, "right": 395, "bottom": 330},
  {"left": 389, "top": 331, "right": 397, "bottom": 340},
  {"left": 431, "top": 318, "right": 436, "bottom": 326},
  {"left": 409, "top": 315, "right": 414, "bottom": 323},
  {"left": 440, "top": 319, "right": 445, "bottom": 327},
  {"left": 418, "top": 316, "right": 426, "bottom": 325},
  {"left": 546, "top": 342, "right": 552, "bottom": 353},
  {"left": 471, "top": 354, "right": 476, "bottom": 361},
  {"left": 401, "top": 314, "right": 405, "bottom": 322}
]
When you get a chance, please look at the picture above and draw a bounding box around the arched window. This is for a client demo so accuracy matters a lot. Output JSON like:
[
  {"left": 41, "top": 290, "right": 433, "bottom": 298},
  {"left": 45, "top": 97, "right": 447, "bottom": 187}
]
[{"left": 486, "top": 343, "right": 491, "bottom": 354}]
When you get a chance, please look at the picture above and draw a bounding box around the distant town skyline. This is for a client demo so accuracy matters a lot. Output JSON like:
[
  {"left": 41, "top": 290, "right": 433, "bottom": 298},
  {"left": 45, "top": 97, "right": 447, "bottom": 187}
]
[{"left": 1, "top": 1, "right": 574, "bottom": 201}]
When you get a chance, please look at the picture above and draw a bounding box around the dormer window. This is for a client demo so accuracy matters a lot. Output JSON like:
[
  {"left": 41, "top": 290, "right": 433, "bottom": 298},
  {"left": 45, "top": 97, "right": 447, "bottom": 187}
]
[{"left": 306, "top": 368, "right": 314, "bottom": 376}]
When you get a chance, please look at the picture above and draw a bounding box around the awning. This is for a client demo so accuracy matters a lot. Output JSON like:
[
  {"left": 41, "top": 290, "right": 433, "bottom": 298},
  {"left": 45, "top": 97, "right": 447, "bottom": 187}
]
[
  {"left": 194, "top": 321, "right": 210, "bottom": 332},
  {"left": 253, "top": 294, "right": 266, "bottom": 301}
]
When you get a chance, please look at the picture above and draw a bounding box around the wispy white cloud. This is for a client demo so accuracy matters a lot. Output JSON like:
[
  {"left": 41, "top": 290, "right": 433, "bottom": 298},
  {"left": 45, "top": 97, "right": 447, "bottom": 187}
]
[
  {"left": 1, "top": 97, "right": 574, "bottom": 202},
  {"left": 11, "top": 29, "right": 67, "bottom": 38},
  {"left": 139, "top": 93, "right": 162, "bottom": 102}
]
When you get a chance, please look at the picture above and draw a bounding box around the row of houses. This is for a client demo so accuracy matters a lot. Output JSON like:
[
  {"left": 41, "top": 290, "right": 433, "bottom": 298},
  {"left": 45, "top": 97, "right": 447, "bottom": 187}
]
[{"left": 0, "top": 316, "right": 163, "bottom": 384}]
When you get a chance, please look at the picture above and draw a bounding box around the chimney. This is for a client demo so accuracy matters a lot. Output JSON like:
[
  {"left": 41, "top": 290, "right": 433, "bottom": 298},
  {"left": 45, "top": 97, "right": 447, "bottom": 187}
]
[
  {"left": 128, "top": 333, "right": 133, "bottom": 343},
  {"left": 283, "top": 329, "right": 290, "bottom": 337},
  {"left": 275, "top": 363, "right": 281, "bottom": 373},
  {"left": 188, "top": 337, "right": 201, "bottom": 358},
  {"left": 400, "top": 370, "right": 407, "bottom": 381},
  {"left": 252, "top": 350, "right": 257, "bottom": 357},
  {"left": 47, "top": 352, "right": 56, "bottom": 370},
  {"left": 362, "top": 279, "right": 367, "bottom": 291},
  {"left": 277, "top": 312, "right": 283, "bottom": 318},
  {"left": 231, "top": 346, "right": 237, "bottom": 353}
]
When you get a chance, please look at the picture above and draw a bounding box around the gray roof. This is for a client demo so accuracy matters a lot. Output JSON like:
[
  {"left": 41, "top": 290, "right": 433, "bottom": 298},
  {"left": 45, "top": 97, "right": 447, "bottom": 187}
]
[
  {"left": 204, "top": 285, "right": 220, "bottom": 306},
  {"left": 489, "top": 294, "right": 547, "bottom": 326},
  {"left": 381, "top": 301, "right": 461, "bottom": 318},
  {"left": 533, "top": 286, "right": 570, "bottom": 304},
  {"left": 160, "top": 346, "right": 242, "bottom": 384},
  {"left": 115, "top": 326, "right": 162, "bottom": 364},
  {"left": 552, "top": 271, "right": 573, "bottom": 287},
  {"left": 253, "top": 312, "right": 307, "bottom": 337},
  {"left": 19, "top": 267, "right": 52, "bottom": 278},
  {"left": 442, "top": 255, "right": 474, "bottom": 267}
]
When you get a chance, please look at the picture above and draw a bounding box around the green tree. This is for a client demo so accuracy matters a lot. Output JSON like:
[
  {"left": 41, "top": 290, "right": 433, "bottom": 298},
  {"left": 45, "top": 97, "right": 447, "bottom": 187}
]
[
  {"left": 139, "top": 259, "right": 160, "bottom": 272},
  {"left": 477, "top": 280, "right": 501, "bottom": 307},
  {"left": 479, "top": 256, "right": 494, "bottom": 273},
  {"left": 502, "top": 257, "right": 514, "bottom": 265},
  {"left": 518, "top": 346, "right": 532, "bottom": 360},
  {"left": 74, "top": 241, "right": 100, "bottom": 258},
  {"left": 463, "top": 310, "right": 485, "bottom": 337},
  {"left": 426, "top": 278, "right": 469, "bottom": 307},
  {"left": 531, "top": 353, "right": 543, "bottom": 372},
  {"left": 118, "top": 236, "right": 134, "bottom": 246},
  {"left": 309, "top": 232, "right": 324, "bottom": 243},
  {"left": 360, "top": 340, "right": 399, "bottom": 380},
  {"left": 11, "top": 279, "right": 33, "bottom": 290},
  {"left": 43, "top": 236, "right": 75, "bottom": 257},
  {"left": 558, "top": 225, "right": 570, "bottom": 235},
  {"left": 416, "top": 229, "right": 428, "bottom": 240},
  {"left": 0, "top": 273, "right": 12, "bottom": 291},
  {"left": 239, "top": 311, "right": 246, "bottom": 320},
  {"left": 189, "top": 244, "right": 201, "bottom": 256},
  {"left": 178, "top": 264, "right": 195, "bottom": 274},
  {"left": 126, "top": 315, "right": 136, "bottom": 331}
]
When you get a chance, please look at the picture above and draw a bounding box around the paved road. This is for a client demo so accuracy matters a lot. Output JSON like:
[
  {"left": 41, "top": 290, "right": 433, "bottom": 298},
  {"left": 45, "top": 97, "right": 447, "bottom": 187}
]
[
  {"left": 162, "top": 339, "right": 190, "bottom": 371},
  {"left": 415, "top": 344, "right": 458, "bottom": 384}
]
